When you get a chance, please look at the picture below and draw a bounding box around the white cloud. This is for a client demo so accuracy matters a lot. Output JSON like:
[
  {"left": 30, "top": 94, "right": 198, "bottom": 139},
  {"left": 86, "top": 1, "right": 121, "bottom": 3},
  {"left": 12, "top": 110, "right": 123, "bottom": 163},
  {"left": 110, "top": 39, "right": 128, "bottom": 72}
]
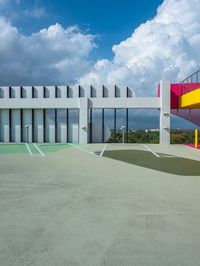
[
  {"left": 0, "top": 19, "right": 96, "bottom": 85},
  {"left": 79, "top": 0, "right": 200, "bottom": 96},
  {"left": 0, "top": 0, "right": 200, "bottom": 95},
  {"left": 24, "top": 6, "right": 47, "bottom": 19}
]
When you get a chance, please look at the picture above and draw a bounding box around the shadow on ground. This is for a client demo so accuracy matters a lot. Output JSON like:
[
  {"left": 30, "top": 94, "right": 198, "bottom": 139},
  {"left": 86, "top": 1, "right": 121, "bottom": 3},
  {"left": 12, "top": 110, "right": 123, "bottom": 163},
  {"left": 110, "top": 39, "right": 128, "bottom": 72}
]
[{"left": 103, "top": 150, "right": 200, "bottom": 176}]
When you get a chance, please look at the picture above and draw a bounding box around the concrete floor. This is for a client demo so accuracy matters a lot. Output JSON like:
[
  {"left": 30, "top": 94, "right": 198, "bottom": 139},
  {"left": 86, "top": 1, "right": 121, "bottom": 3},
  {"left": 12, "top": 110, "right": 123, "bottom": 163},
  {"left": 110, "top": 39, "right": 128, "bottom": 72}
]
[{"left": 1, "top": 144, "right": 200, "bottom": 265}]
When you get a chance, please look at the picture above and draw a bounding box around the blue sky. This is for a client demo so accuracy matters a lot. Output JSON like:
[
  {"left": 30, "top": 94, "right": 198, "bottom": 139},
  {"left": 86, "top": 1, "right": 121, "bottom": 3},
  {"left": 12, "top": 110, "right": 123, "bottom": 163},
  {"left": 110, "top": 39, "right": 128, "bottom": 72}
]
[
  {"left": 8, "top": 0, "right": 163, "bottom": 59},
  {"left": 0, "top": 0, "right": 200, "bottom": 129}
]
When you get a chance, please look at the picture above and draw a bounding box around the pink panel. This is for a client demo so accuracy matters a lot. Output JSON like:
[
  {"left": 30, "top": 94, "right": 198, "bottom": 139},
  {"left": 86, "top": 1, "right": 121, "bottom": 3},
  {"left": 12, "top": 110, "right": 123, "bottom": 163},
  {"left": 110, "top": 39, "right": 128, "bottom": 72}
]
[{"left": 157, "top": 82, "right": 200, "bottom": 127}]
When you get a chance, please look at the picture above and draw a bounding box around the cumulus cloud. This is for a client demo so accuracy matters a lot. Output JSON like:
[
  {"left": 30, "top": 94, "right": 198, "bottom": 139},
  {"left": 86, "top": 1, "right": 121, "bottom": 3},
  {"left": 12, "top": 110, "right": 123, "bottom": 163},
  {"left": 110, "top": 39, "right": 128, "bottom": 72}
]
[
  {"left": 0, "top": 0, "right": 200, "bottom": 97},
  {"left": 0, "top": 19, "right": 95, "bottom": 85},
  {"left": 79, "top": 0, "right": 200, "bottom": 96}
]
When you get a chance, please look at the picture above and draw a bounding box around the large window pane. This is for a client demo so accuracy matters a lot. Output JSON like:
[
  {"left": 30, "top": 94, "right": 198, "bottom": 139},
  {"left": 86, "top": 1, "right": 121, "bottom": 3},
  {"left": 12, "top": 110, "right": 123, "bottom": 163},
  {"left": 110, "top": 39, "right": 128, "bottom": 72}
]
[{"left": 68, "top": 109, "right": 79, "bottom": 143}]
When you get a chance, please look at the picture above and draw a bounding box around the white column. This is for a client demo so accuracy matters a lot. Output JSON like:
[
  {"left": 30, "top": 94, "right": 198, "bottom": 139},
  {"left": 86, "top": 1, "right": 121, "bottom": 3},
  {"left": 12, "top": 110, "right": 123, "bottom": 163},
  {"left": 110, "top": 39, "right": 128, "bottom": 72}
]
[
  {"left": 47, "top": 86, "right": 55, "bottom": 98},
  {"left": 79, "top": 98, "right": 88, "bottom": 144},
  {"left": 159, "top": 80, "right": 170, "bottom": 145},
  {"left": 71, "top": 85, "right": 79, "bottom": 98},
  {"left": 108, "top": 86, "right": 115, "bottom": 97},
  {"left": 11, "top": 87, "right": 21, "bottom": 98},
  {"left": 34, "top": 86, "right": 44, "bottom": 98},
  {"left": 120, "top": 86, "right": 127, "bottom": 98},
  {"left": 23, "top": 86, "right": 32, "bottom": 98},
  {"left": 58, "top": 86, "right": 67, "bottom": 98},
  {"left": 0, "top": 109, "right": 9, "bottom": 142},
  {"left": 96, "top": 86, "right": 103, "bottom": 98},
  {"left": 1, "top": 87, "right": 9, "bottom": 98}
]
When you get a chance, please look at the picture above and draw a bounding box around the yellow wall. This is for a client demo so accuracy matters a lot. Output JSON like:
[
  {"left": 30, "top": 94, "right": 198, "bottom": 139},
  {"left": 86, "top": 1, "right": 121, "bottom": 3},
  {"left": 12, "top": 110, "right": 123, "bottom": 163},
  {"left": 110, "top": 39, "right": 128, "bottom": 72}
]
[{"left": 179, "top": 88, "right": 200, "bottom": 108}]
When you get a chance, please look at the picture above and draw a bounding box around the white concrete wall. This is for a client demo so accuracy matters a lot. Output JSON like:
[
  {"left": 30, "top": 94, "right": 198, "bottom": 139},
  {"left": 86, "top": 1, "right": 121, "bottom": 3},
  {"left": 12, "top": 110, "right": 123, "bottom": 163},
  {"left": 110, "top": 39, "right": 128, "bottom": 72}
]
[
  {"left": 96, "top": 86, "right": 103, "bottom": 98},
  {"left": 84, "top": 86, "right": 91, "bottom": 98},
  {"left": 0, "top": 87, "right": 9, "bottom": 98},
  {"left": 34, "top": 86, "right": 44, "bottom": 98},
  {"left": 79, "top": 98, "right": 88, "bottom": 144},
  {"left": 0, "top": 84, "right": 162, "bottom": 144},
  {"left": 46, "top": 86, "right": 55, "bottom": 98},
  {"left": 0, "top": 85, "right": 134, "bottom": 100},
  {"left": 108, "top": 86, "right": 115, "bottom": 98},
  {"left": 71, "top": 85, "right": 79, "bottom": 98},
  {"left": 57, "top": 86, "right": 67, "bottom": 98},
  {"left": 121, "top": 87, "right": 127, "bottom": 98},
  {"left": 22, "top": 87, "right": 32, "bottom": 98}
]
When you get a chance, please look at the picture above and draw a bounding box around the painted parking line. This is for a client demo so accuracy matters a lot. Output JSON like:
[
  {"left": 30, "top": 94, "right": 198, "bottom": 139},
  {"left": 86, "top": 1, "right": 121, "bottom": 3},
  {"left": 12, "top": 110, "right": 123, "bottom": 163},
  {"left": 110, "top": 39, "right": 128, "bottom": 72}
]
[
  {"left": 142, "top": 144, "right": 160, "bottom": 158},
  {"left": 25, "top": 143, "right": 45, "bottom": 157},
  {"left": 25, "top": 143, "right": 33, "bottom": 156},
  {"left": 69, "top": 143, "right": 99, "bottom": 157},
  {"left": 100, "top": 144, "right": 107, "bottom": 157},
  {"left": 33, "top": 143, "right": 45, "bottom": 157}
]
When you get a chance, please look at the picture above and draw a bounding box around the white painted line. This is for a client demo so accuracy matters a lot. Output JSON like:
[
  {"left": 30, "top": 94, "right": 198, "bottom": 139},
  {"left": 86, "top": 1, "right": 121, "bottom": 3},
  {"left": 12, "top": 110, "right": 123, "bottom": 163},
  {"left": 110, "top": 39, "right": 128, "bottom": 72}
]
[
  {"left": 69, "top": 144, "right": 99, "bottom": 157},
  {"left": 25, "top": 143, "right": 33, "bottom": 156},
  {"left": 100, "top": 144, "right": 107, "bottom": 157},
  {"left": 33, "top": 143, "right": 45, "bottom": 157},
  {"left": 143, "top": 144, "right": 160, "bottom": 158}
]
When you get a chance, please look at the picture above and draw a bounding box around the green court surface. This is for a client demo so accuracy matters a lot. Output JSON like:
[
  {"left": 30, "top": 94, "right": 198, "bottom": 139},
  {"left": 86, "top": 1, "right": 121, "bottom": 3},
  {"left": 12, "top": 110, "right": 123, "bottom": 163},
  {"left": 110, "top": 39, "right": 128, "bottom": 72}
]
[
  {"left": 0, "top": 144, "right": 27, "bottom": 154},
  {"left": 28, "top": 143, "right": 40, "bottom": 154},
  {"left": 0, "top": 143, "right": 71, "bottom": 155},
  {"left": 38, "top": 143, "right": 71, "bottom": 153},
  {"left": 103, "top": 149, "right": 200, "bottom": 175}
]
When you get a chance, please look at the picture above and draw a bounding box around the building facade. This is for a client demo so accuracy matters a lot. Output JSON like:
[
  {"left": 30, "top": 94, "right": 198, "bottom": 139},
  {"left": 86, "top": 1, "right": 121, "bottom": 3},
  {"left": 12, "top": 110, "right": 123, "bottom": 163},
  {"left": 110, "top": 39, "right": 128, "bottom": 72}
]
[{"left": 0, "top": 81, "right": 170, "bottom": 144}]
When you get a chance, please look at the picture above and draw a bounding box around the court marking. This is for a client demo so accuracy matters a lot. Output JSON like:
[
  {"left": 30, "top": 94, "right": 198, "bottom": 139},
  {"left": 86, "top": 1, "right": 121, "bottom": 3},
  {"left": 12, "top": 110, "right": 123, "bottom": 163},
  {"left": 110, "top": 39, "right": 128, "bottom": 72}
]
[
  {"left": 33, "top": 143, "right": 45, "bottom": 157},
  {"left": 100, "top": 144, "right": 107, "bottom": 157},
  {"left": 142, "top": 144, "right": 160, "bottom": 158},
  {"left": 25, "top": 143, "right": 33, "bottom": 156},
  {"left": 69, "top": 143, "right": 99, "bottom": 157}
]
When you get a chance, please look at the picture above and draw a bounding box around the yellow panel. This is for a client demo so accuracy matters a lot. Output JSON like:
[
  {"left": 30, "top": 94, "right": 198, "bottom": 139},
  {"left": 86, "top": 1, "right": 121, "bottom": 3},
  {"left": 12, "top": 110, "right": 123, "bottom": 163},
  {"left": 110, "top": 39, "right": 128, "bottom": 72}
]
[{"left": 179, "top": 88, "right": 200, "bottom": 108}]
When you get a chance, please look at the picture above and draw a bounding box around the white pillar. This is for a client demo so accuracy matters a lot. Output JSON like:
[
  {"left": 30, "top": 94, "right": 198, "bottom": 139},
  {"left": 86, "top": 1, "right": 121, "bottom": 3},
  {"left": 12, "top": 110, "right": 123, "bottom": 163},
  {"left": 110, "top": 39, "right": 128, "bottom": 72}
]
[
  {"left": 79, "top": 98, "right": 88, "bottom": 144},
  {"left": 159, "top": 80, "right": 170, "bottom": 145}
]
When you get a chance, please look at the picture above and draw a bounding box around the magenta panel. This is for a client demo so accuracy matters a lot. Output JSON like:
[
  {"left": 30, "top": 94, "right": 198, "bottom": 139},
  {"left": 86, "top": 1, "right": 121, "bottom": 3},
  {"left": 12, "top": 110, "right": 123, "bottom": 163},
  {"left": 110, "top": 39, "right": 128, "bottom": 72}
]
[{"left": 157, "top": 82, "right": 200, "bottom": 127}]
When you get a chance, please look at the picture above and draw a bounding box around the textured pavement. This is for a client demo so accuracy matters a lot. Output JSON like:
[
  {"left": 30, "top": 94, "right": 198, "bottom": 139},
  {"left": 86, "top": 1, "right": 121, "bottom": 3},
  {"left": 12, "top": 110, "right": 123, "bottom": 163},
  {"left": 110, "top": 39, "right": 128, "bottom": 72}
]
[{"left": 0, "top": 144, "right": 200, "bottom": 266}]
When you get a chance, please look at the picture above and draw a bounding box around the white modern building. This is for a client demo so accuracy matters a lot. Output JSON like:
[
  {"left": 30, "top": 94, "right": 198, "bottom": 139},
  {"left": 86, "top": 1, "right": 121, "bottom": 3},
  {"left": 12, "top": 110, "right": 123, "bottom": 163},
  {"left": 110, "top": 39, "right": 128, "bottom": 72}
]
[{"left": 0, "top": 80, "right": 170, "bottom": 144}]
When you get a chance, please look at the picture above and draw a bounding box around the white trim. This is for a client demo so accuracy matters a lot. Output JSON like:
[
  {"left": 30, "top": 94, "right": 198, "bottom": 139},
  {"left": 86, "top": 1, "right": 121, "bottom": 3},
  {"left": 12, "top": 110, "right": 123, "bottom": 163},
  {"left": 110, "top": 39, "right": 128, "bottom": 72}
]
[
  {"left": 33, "top": 143, "right": 45, "bottom": 157},
  {"left": 25, "top": 143, "right": 33, "bottom": 156},
  {"left": 143, "top": 144, "right": 160, "bottom": 158},
  {"left": 100, "top": 144, "right": 107, "bottom": 157}
]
